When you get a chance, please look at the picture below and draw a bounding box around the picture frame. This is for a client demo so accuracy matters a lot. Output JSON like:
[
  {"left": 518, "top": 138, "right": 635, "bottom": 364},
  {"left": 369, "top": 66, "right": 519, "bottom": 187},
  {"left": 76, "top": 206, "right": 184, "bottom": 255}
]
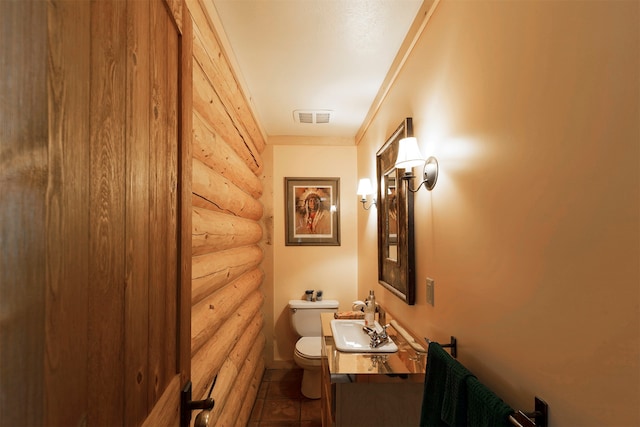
[
  {"left": 376, "top": 118, "right": 416, "bottom": 305},
  {"left": 285, "top": 177, "right": 340, "bottom": 246}
]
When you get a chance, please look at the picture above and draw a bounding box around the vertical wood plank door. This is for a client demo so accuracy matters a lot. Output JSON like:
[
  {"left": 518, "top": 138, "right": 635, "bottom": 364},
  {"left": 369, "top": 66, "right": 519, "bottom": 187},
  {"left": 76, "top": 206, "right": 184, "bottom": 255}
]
[
  {"left": 125, "top": 0, "right": 192, "bottom": 425},
  {"left": 136, "top": 0, "right": 192, "bottom": 424},
  {"left": 0, "top": 2, "right": 49, "bottom": 425},
  {"left": 80, "top": 0, "right": 192, "bottom": 424},
  {"left": 1, "top": 0, "right": 191, "bottom": 424},
  {"left": 86, "top": 0, "right": 192, "bottom": 424}
]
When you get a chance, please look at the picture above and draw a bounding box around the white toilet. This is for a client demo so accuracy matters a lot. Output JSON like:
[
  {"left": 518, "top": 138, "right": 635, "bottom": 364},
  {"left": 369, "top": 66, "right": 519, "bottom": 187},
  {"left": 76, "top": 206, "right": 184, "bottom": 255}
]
[{"left": 288, "top": 299, "right": 339, "bottom": 399}]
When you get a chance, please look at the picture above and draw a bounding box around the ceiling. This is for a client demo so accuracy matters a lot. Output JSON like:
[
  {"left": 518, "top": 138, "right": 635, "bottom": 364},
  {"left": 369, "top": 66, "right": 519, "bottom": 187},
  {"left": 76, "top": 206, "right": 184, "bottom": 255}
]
[{"left": 209, "top": 0, "right": 424, "bottom": 144}]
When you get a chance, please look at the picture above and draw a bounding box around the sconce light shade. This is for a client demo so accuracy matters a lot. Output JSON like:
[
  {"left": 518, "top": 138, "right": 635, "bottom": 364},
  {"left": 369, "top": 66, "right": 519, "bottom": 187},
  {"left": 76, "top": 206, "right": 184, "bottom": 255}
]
[
  {"left": 357, "top": 178, "right": 374, "bottom": 197},
  {"left": 395, "top": 137, "right": 425, "bottom": 170},
  {"left": 357, "top": 178, "right": 376, "bottom": 210},
  {"left": 395, "top": 136, "right": 439, "bottom": 192}
]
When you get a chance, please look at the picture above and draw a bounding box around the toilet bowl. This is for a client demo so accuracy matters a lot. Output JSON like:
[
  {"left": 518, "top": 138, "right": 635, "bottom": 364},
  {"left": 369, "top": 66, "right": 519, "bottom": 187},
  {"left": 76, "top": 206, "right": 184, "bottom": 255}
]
[
  {"left": 289, "top": 299, "right": 339, "bottom": 399},
  {"left": 293, "top": 337, "right": 323, "bottom": 398}
]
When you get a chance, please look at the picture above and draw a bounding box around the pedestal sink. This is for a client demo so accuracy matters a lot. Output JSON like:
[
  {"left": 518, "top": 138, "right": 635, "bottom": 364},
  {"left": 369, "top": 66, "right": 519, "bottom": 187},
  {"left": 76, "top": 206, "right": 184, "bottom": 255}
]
[{"left": 330, "top": 319, "right": 398, "bottom": 353}]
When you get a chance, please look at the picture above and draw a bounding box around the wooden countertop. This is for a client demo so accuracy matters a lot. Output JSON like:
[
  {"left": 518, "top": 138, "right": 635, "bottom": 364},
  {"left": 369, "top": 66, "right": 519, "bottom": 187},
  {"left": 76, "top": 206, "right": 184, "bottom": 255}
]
[{"left": 321, "top": 312, "right": 426, "bottom": 380}]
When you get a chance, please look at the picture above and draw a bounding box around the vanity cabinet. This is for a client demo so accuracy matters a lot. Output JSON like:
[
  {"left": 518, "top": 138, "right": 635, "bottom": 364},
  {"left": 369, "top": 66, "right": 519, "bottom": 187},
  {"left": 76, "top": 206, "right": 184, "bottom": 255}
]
[{"left": 320, "top": 313, "right": 426, "bottom": 427}]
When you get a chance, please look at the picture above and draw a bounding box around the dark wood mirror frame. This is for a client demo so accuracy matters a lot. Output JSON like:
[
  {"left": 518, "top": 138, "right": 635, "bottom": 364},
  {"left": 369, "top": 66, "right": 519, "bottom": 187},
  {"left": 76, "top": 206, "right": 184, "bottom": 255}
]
[{"left": 376, "top": 117, "right": 416, "bottom": 305}]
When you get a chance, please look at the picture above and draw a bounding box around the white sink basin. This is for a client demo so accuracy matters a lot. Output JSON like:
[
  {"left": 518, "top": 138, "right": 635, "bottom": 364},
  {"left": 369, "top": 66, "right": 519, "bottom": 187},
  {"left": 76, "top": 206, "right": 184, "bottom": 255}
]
[{"left": 330, "top": 319, "right": 398, "bottom": 353}]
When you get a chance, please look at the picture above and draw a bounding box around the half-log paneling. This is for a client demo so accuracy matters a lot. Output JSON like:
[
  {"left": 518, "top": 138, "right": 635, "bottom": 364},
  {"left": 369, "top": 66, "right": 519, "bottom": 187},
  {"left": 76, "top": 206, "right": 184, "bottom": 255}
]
[
  {"left": 192, "top": 245, "right": 264, "bottom": 305},
  {"left": 192, "top": 159, "right": 263, "bottom": 221},
  {"left": 192, "top": 61, "right": 263, "bottom": 175},
  {"left": 186, "top": 0, "right": 267, "bottom": 425},
  {"left": 188, "top": 1, "right": 265, "bottom": 154},
  {"left": 191, "top": 291, "right": 264, "bottom": 397},
  {"left": 191, "top": 268, "right": 264, "bottom": 354},
  {"left": 193, "top": 112, "right": 263, "bottom": 199},
  {"left": 215, "top": 336, "right": 265, "bottom": 426},
  {"left": 192, "top": 207, "right": 263, "bottom": 255},
  {"left": 235, "top": 366, "right": 265, "bottom": 427}
]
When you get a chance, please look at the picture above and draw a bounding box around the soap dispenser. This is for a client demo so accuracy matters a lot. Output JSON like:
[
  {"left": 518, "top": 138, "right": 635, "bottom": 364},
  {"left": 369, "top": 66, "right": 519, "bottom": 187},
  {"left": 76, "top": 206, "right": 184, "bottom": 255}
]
[{"left": 364, "top": 290, "right": 376, "bottom": 327}]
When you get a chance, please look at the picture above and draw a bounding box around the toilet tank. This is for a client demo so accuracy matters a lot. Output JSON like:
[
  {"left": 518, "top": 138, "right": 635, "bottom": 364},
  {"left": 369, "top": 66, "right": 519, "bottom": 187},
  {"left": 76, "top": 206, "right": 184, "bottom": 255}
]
[{"left": 289, "top": 299, "right": 339, "bottom": 337}]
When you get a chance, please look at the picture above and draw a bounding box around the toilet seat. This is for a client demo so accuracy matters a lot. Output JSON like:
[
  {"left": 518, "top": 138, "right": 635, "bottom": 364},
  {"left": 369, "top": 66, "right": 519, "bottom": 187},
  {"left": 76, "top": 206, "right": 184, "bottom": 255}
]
[{"left": 295, "top": 336, "right": 322, "bottom": 359}]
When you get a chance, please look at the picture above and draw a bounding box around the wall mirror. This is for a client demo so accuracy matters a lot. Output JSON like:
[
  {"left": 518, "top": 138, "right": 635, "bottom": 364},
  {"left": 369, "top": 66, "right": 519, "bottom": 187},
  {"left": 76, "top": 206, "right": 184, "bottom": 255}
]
[{"left": 376, "top": 118, "right": 415, "bottom": 305}]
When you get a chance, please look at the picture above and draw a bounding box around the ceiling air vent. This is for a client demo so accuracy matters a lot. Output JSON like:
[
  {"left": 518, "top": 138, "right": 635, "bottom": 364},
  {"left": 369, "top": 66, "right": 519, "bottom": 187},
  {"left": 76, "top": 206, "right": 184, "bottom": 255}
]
[{"left": 293, "top": 110, "right": 333, "bottom": 124}]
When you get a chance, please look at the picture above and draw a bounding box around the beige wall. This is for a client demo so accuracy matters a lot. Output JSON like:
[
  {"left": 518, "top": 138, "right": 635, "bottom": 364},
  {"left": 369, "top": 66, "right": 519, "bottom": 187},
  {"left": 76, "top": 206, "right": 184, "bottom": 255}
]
[
  {"left": 357, "top": 1, "right": 639, "bottom": 426},
  {"left": 267, "top": 144, "right": 359, "bottom": 366}
]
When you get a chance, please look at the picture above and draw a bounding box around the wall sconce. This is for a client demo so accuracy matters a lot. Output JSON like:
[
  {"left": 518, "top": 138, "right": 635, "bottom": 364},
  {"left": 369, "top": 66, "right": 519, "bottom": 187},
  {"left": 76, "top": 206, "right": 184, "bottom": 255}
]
[
  {"left": 394, "top": 136, "right": 438, "bottom": 191},
  {"left": 357, "top": 178, "right": 377, "bottom": 210}
]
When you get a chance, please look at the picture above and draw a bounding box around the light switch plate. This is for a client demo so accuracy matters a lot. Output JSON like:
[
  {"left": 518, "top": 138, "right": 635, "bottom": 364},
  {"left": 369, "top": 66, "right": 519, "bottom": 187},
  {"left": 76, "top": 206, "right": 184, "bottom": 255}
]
[{"left": 426, "top": 278, "right": 435, "bottom": 306}]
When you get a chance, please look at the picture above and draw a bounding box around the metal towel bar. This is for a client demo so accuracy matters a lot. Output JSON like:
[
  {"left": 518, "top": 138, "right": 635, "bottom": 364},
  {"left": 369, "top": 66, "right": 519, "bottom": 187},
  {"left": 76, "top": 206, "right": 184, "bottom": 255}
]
[
  {"left": 508, "top": 397, "right": 548, "bottom": 427},
  {"left": 423, "top": 336, "right": 548, "bottom": 427},
  {"left": 424, "top": 335, "right": 457, "bottom": 358}
]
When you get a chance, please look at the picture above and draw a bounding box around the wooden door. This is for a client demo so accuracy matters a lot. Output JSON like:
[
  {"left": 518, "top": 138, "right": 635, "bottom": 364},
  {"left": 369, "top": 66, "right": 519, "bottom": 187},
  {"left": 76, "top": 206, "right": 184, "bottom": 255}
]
[
  {"left": 85, "top": 0, "right": 193, "bottom": 424},
  {"left": 0, "top": 0, "right": 192, "bottom": 425},
  {"left": 1, "top": 2, "right": 50, "bottom": 424},
  {"left": 118, "top": 0, "right": 192, "bottom": 424}
]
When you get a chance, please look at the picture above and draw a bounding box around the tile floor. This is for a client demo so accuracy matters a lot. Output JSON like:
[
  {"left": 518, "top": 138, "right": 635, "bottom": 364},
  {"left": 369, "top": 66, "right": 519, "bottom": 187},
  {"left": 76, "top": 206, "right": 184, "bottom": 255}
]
[{"left": 248, "top": 368, "right": 322, "bottom": 427}]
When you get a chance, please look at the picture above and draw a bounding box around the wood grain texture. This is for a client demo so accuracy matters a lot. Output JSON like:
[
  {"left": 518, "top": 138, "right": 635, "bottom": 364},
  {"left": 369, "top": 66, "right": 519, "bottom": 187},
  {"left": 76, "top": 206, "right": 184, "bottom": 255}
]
[
  {"left": 208, "top": 334, "right": 265, "bottom": 426},
  {"left": 3, "top": 1, "right": 191, "bottom": 425},
  {"left": 164, "top": 0, "right": 183, "bottom": 34},
  {"left": 190, "top": 290, "right": 264, "bottom": 397},
  {"left": 192, "top": 61, "right": 264, "bottom": 175},
  {"left": 124, "top": 0, "right": 151, "bottom": 423},
  {"left": 191, "top": 245, "right": 264, "bottom": 304},
  {"left": 140, "top": 0, "right": 191, "bottom": 423},
  {"left": 192, "top": 207, "right": 263, "bottom": 255},
  {"left": 165, "top": 1, "right": 177, "bottom": 324},
  {"left": 215, "top": 338, "right": 265, "bottom": 427},
  {"left": 189, "top": 0, "right": 265, "bottom": 154},
  {"left": 208, "top": 358, "right": 240, "bottom": 421},
  {"left": 197, "top": 314, "right": 264, "bottom": 408},
  {"left": 88, "top": 1, "right": 128, "bottom": 424},
  {"left": 140, "top": 374, "right": 181, "bottom": 427},
  {"left": 192, "top": 111, "right": 262, "bottom": 199},
  {"left": 163, "top": 1, "right": 180, "bottom": 398},
  {"left": 0, "top": 1, "right": 48, "bottom": 425},
  {"left": 44, "top": 0, "right": 91, "bottom": 425},
  {"left": 191, "top": 268, "right": 264, "bottom": 354},
  {"left": 192, "top": 157, "right": 263, "bottom": 221},
  {"left": 186, "top": 0, "right": 266, "bottom": 421},
  {"left": 178, "top": 0, "right": 194, "bottom": 389},
  {"left": 148, "top": 0, "right": 171, "bottom": 406},
  {"left": 234, "top": 360, "right": 265, "bottom": 427},
  {"left": 228, "top": 313, "right": 266, "bottom": 373}
]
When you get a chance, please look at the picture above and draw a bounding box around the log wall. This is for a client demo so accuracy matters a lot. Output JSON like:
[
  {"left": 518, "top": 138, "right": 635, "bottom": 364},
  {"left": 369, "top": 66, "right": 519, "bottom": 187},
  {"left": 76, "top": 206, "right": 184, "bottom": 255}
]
[{"left": 186, "top": 0, "right": 267, "bottom": 424}]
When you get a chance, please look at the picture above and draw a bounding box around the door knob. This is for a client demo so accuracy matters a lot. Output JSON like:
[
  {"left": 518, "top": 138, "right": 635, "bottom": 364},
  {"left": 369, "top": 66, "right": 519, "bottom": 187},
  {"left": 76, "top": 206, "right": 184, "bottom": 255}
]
[{"left": 180, "top": 376, "right": 217, "bottom": 427}]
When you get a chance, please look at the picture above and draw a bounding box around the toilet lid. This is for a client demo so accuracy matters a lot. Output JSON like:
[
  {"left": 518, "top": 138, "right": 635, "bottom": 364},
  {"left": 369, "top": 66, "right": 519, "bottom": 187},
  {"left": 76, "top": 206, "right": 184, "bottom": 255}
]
[{"left": 296, "top": 337, "right": 322, "bottom": 359}]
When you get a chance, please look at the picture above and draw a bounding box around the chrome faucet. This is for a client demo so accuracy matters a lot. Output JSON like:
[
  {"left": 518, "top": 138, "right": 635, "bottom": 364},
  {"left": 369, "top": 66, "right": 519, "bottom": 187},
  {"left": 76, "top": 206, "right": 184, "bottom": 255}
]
[{"left": 363, "top": 324, "right": 391, "bottom": 348}]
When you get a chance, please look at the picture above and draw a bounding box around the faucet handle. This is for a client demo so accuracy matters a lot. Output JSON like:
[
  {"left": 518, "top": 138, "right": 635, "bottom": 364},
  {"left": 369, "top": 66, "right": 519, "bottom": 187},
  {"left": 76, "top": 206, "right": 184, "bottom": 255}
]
[
  {"left": 379, "top": 324, "right": 390, "bottom": 338},
  {"left": 362, "top": 326, "right": 376, "bottom": 336}
]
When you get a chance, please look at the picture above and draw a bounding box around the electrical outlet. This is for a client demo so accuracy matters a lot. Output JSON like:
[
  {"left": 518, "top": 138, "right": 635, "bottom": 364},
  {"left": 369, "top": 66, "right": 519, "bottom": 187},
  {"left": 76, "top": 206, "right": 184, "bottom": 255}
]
[{"left": 426, "top": 278, "right": 435, "bottom": 306}]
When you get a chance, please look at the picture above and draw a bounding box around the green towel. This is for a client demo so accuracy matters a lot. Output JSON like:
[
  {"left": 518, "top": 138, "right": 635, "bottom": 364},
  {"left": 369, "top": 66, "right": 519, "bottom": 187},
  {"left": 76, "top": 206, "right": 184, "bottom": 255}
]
[
  {"left": 420, "top": 342, "right": 449, "bottom": 426},
  {"left": 441, "top": 360, "right": 475, "bottom": 427},
  {"left": 466, "top": 376, "right": 514, "bottom": 427}
]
